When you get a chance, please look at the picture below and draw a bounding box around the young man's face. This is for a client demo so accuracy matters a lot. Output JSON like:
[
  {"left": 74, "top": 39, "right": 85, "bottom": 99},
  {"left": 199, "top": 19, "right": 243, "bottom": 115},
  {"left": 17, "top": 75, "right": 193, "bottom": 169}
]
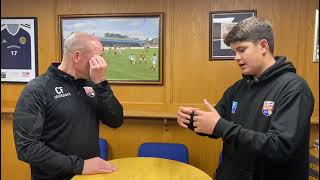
[{"left": 230, "top": 41, "right": 266, "bottom": 77}]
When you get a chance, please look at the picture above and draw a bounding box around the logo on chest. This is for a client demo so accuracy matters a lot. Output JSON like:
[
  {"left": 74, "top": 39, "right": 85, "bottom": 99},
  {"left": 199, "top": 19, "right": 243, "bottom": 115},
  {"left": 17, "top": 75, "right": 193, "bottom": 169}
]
[
  {"left": 262, "top": 101, "right": 275, "bottom": 117},
  {"left": 83, "top": 86, "right": 95, "bottom": 97},
  {"left": 54, "top": 87, "right": 71, "bottom": 99}
]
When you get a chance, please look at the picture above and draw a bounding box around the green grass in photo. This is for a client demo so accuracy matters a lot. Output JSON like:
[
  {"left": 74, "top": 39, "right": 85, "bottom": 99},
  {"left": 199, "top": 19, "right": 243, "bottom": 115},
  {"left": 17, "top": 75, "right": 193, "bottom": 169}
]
[{"left": 103, "top": 48, "right": 159, "bottom": 81}]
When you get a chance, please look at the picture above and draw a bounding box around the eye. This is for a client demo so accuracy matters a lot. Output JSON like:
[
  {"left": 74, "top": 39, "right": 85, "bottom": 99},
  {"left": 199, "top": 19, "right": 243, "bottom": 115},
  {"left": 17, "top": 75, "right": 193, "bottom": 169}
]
[{"left": 238, "top": 48, "right": 246, "bottom": 53}]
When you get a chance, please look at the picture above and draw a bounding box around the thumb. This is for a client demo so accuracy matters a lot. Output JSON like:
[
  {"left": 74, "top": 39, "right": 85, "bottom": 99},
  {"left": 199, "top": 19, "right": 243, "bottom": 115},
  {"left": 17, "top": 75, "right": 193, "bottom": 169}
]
[{"left": 204, "top": 99, "right": 214, "bottom": 112}]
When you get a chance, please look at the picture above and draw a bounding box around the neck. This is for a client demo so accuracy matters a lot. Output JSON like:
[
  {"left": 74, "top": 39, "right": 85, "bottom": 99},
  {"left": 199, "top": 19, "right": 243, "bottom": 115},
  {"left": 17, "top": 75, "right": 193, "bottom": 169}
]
[{"left": 58, "top": 59, "right": 77, "bottom": 79}]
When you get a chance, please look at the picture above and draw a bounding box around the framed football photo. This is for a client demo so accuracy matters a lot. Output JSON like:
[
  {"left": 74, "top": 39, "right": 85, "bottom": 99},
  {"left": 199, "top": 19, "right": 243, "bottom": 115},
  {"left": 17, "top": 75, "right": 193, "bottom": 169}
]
[{"left": 59, "top": 13, "right": 164, "bottom": 84}]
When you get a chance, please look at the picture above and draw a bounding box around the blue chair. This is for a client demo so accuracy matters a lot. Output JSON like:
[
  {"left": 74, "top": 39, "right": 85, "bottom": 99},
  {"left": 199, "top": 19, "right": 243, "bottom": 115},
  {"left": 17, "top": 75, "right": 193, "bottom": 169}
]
[
  {"left": 138, "top": 142, "right": 189, "bottom": 164},
  {"left": 99, "top": 138, "right": 108, "bottom": 160}
]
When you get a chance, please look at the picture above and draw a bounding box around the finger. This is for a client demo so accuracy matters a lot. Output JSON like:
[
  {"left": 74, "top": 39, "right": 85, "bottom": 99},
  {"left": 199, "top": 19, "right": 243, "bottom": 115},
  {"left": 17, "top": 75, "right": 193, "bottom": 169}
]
[
  {"left": 177, "top": 111, "right": 191, "bottom": 120},
  {"left": 178, "top": 121, "right": 188, "bottom": 128},
  {"left": 95, "top": 55, "right": 105, "bottom": 65},
  {"left": 193, "top": 116, "right": 200, "bottom": 122},
  {"left": 204, "top": 99, "right": 215, "bottom": 112},
  {"left": 89, "top": 59, "right": 94, "bottom": 68},
  {"left": 179, "top": 107, "right": 194, "bottom": 115},
  {"left": 179, "top": 118, "right": 190, "bottom": 125},
  {"left": 105, "top": 164, "right": 117, "bottom": 171},
  {"left": 193, "top": 121, "right": 199, "bottom": 128},
  {"left": 193, "top": 109, "right": 203, "bottom": 116},
  {"left": 177, "top": 117, "right": 189, "bottom": 128},
  {"left": 98, "top": 168, "right": 114, "bottom": 173},
  {"left": 89, "top": 58, "right": 98, "bottom": 68}
]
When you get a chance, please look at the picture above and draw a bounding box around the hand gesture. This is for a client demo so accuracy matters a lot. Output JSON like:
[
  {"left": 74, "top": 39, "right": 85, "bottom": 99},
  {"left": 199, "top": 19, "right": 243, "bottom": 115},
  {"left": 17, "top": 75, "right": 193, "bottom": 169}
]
[
  {"left": 193, "top": 99, "right": 221, "bottom": 134},
  {"left": 89, "top": 55, "right": 108, "bottom": 84},
  {"left": 82, "top": 157, "right": 116, "bottom": 175},
  {"left": 177, "top": 107, "right": 198, "bottom": 128}
]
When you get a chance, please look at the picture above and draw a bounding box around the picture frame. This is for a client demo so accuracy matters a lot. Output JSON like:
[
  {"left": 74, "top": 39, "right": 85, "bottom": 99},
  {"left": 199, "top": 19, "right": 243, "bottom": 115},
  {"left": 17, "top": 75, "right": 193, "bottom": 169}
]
[
  {"left": 209, "top": 10, "right": 257, "bottom": 60},
  {"left": 1, "top": 17, "right": 38, "bottom": 83},
  {"left": 59, "top": 13, "right": 164, "bottom": 84},
  {"left": 313, "top": 9, "right": 319, "bottom": 63}
]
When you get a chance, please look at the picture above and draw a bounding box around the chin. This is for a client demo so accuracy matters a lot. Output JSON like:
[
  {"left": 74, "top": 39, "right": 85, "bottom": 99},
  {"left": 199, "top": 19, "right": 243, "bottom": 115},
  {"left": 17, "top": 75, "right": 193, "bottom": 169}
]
[{"left": 242, "top": 71, "right": 253, "bottom": 76}]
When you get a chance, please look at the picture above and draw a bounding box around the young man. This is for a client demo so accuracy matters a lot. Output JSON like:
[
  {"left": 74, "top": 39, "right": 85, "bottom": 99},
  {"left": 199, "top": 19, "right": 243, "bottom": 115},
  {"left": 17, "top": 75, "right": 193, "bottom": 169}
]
[
  {"left": 177, "top": 17, "right": 314, "bottom": 180},
  {"left": 13, "top": 32, "right": 124, "bottom": 180}
]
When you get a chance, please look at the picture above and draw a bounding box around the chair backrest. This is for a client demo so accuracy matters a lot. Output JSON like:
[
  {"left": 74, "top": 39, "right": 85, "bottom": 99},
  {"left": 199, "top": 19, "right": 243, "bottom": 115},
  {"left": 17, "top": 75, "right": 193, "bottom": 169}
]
[
  {"left": 138, "top": 142, "right": 189, "bottom": 164},
  {"left": 99, "top": 138, "right": 108, "bottom": 160}
]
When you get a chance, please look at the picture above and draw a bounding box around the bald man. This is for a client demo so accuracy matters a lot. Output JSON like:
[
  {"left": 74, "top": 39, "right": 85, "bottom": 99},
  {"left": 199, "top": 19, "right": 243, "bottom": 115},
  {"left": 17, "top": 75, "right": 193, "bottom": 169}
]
[{"left": 13, "top": 32, "right": 123, "bottom": 180}]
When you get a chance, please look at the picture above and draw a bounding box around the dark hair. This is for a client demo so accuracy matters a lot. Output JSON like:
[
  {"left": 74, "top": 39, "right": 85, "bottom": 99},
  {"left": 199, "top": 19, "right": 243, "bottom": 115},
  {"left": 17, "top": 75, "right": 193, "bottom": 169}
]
[{"left": 224, "top": 17, "right": 274, "bottom": 54}]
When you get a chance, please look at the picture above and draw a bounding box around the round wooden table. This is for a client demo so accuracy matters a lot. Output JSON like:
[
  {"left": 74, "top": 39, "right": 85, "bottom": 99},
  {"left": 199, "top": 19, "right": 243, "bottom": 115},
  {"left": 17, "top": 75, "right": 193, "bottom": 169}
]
[{"left": 72, "top": 157, "right": 212, "bottom": 180}]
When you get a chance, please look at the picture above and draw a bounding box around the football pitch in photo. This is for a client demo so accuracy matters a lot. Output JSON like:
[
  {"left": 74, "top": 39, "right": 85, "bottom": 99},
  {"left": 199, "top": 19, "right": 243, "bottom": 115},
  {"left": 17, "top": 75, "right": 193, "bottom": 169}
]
[{"left": 103, "top": 47, "right": 159, "bottom": 81}]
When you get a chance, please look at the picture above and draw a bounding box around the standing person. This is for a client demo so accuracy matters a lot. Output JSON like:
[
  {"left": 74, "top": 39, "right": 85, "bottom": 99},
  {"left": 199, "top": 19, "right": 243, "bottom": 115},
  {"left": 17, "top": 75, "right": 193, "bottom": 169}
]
[
  {"left": 129, "top": 53, "right": 135, "bottom": 64},
  {"left": 13, "top": 32, "right": 124, "bottom": 180},
  {"left": 177, "top": 17, "right": 314, "bottom": 180},
  {"left": 139, "top": 52, "right": 146, "bottom": 64},
  {"left": 150, "top": 53, "right": 157, "bottom": 71}
]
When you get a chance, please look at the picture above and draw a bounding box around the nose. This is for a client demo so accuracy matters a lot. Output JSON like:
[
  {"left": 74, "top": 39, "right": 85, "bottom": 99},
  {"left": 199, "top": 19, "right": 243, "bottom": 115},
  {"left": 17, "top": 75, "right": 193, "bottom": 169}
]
[{"left": 234, "top": 52, "right": 241, "bottom": 62}]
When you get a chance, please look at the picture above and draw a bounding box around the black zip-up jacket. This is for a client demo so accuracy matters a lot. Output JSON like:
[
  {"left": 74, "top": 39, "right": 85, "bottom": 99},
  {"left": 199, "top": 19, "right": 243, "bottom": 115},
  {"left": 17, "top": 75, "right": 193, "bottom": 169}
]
[
  {"left": 13, "top": 64, "right": 124, "bottom": 180},
  {"left": 211, "top": 57, "right": 314, "bottom": 180}
]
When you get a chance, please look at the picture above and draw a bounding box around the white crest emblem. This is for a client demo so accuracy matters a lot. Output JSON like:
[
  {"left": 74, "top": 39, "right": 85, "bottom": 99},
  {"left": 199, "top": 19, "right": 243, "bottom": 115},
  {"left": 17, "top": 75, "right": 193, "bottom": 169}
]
[{"left": 83, "top": 86, "right": 95, "bottom": 97}]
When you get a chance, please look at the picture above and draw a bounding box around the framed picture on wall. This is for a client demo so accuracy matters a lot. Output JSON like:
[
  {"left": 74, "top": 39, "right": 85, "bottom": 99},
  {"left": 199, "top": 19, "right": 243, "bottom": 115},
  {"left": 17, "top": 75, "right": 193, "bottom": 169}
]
[
  {"left": 313, "top": 9, "right": 319, "bottom": 63},
  {"left": 209, "top": 10, "right": 257, "bottom": 60},
  {"left": 59, "top": 13, "right": 164, "bottom": 84},
  {"left": 1, "top": 17, "right": 38, "bottom": 83}
]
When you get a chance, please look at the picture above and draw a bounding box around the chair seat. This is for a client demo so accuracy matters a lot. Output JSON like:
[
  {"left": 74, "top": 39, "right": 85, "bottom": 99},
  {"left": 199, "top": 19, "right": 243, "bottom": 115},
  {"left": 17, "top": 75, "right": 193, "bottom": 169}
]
[{"left": 138, "top": 142, "right": 189, "bottom": 164}]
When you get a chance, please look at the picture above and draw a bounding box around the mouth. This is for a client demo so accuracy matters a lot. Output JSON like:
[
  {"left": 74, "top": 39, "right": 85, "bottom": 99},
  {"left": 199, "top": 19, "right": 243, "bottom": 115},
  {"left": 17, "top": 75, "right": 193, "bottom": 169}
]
[{"left": 239, "top": 64, "right": 246, "bottom": 69}]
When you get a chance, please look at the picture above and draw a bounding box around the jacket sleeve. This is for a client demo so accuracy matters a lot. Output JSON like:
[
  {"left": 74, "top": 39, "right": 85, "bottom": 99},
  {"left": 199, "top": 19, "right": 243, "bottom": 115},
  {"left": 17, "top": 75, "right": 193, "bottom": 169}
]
[
  {"left": 13, "top": 82, "right": 84, "bottom": 177},
  {"left": 212, "top": 89, "right": 314, "bottom": 161},
  {"left": 94, "top": 80, "right": 124, "bottom": 128}
]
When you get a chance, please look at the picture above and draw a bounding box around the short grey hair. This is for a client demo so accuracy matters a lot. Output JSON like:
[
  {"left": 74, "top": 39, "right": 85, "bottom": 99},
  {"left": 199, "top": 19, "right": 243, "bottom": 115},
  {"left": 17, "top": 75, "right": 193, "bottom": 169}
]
[
  {"left": 224, "top": 17, "right": 274, "bottom": 54},
  {"left": 63, "top": 32, "right": 98, "bottom": 56}
]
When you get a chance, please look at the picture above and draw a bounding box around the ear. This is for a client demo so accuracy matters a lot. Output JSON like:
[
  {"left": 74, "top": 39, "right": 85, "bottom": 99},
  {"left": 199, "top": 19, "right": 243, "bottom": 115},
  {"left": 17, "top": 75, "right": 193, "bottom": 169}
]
[
  {"left": 259, "top": 39, "right": 269, "bottom": 55},
  {"left": 72, "top": 51, "right": 80, "bottom": 63}
]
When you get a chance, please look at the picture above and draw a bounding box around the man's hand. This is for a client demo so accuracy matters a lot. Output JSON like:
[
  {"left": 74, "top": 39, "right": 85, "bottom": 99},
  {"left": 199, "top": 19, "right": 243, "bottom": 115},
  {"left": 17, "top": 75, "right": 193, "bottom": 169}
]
[
  {"left": 177, "top": 107, "right": 198, "bottom": 128},
  {"left": 193, "top": 99, "right": 221, "bottom": 134},
  {"left": 89, "top": 55, "right": 108, "bottom": 84},
  {"left": 82, "top": 157, "right": 116, "bottom": 175}
]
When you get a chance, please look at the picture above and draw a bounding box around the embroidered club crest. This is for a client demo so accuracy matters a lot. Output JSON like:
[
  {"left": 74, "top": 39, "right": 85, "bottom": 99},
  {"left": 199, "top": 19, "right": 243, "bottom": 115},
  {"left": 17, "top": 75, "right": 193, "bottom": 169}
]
[
  {"left": 262, "top": 101, "right": 275, "bottom": 117},
  {"left": 231, "top": 101, "right": 238, "bottom": 114},
  {"left": 83, "top": 86, "right": 95, "bottom": 97},
  {"left": 19, "top": 36, "right": 26, "bottom": 45}
]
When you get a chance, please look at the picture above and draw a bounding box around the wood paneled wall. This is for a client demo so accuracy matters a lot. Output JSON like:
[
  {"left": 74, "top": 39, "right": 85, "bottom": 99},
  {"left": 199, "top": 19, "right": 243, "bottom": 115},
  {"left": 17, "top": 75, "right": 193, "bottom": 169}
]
[{"left": 1, "top": 0, "right": 319, "bottom": 179}]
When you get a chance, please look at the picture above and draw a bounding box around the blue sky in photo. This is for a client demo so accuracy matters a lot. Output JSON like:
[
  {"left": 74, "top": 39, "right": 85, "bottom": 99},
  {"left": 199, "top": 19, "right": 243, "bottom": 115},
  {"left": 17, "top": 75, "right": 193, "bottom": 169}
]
[{"left": 62, "top": 17, "right": 160, "bottom": 40}]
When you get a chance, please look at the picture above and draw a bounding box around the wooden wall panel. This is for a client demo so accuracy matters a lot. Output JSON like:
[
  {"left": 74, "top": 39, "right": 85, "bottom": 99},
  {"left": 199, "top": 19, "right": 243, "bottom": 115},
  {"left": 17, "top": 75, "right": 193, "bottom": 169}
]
[
  {"left": 297, "top": 0, "right": 319, "bottom": 122},
  {"left": 1, "top": 0, "right": 319, "bottom": 179}
]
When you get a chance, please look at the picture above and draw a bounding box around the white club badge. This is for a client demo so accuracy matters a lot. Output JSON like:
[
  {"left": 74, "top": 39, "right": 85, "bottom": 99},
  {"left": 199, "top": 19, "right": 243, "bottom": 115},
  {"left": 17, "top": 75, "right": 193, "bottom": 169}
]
[{"left": 83, "top": 86, "right": 95, "bottom": 97}]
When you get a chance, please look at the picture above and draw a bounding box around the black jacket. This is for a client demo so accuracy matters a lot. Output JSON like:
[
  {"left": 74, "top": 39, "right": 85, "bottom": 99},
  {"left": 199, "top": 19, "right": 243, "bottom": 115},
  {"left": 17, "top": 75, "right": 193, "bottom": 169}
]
[
  {"left": 212, "top": 57, "right": 314, "bottom": 180},
  {"left": 13, "top": 64, "right": 124, "bottom": 180}
]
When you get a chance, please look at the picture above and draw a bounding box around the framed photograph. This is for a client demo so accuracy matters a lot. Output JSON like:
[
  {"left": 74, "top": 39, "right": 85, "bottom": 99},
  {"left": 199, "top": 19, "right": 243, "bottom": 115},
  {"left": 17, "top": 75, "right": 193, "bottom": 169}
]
[
  {"left": 209, "top": 10, "right": 257, "bottom": 60},
  {"left": 59, "top": 13, "right": 164, "bottom": 84},
  {"left": 1, "top": 17, "right": 38, "bottom": 82},
  {"left": 313, "top": 9, "right": 319, "bottom": 63}
]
